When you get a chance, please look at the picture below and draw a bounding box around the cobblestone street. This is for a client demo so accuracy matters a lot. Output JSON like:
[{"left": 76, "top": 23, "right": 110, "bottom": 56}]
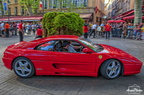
[{"left": 0, "top": 35, "right": 144, "bottom": 95}]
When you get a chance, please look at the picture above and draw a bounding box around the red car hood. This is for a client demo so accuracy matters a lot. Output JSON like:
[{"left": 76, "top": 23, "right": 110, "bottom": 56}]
[{"left": 99, "top": 44, "right": 139, "bottom": 60}]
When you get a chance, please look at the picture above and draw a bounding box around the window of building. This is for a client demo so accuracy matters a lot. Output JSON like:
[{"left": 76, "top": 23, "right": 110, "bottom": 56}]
[
  {"left": 62, "top": 0, "right": 67, "bottom": 8},
  {"left": 83, "top": 0, "right": 87, "bottom": 7},
  {"left": 50, "top": 0, "right": 58, "bottom": 8},
  {"left": 15, "top": 7, "right": 18, "bottom": 15},
  {"left": 53, "top": 0, "right": 58, "bottom": 8},
  {"left": 21, "top": 6, "right": 24, "bottom": 15},
  {"left": 15, "top": 0, "right": 18, "bottom": 3},
  {"left": 8, "top": 8, "right": 11, "bottom": 16},
  {"left": 7, "top": 0, "right": 10, "bottom": 4},
  {"left": 49, "top": 0, "right": 88, "bottom": 9},
  {"left": 49, "top": 0, "right": 52, "bottom": 8},
  {"left": 73, "top": 0, "right": 77, "bottom": 7},
  {"left": 72, "top": 0, "right": 88, "bottom": 7},
  {"left": 44, "top": 0, "right": 48, "bottom": 9}
]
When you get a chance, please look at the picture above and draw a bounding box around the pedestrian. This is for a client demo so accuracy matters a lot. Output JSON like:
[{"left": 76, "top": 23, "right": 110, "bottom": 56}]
[
  {"left": 35, "top": 27, "right": 43, "bottom": 39},
  {"left": 83, "top": 23, "right": 89, "bottom": 39},
  {"left": 118, "top": 22, "right": 123, "bottom": 38},
  {"left": 141, "top": 24, "right": 144, "bottom": 40},
  {"left": 89, "top": 23, "right": 97, "bottom": 38},
  {"left": 18, "top": 20, "right": 24, "bottom": 42},
  {"left": 136, "top": 26, "right": 142, "bottom": 40},
  {"left": 122, "top": 22, "right": 127, "bottom": 39},
  {"left": 88, "top": 22, "right": 93, "bottom": 35},
  {"left": 4, "top": 22, "right": 10, "bottom": 37},
  {"left": 1, "top": 21, "right": 5, "bottom": 37},
  {"left": 112, "top": 23, "right": 116, "bottom": 37},
  {"left": 105, "top": 23, "right": 111, "bottom": 39},
  {"left": 100, "top": 22, "right": 105, "bottom": 37},
  {"left": 13, "top": 22, "right": 17, "bottom": 36},
  {"left": 26, "top": 22, "right": 32, "bottom": 34},
  {"left": 32, "top": 23, "right": 36, "bottom": 35},
  {"left": 126, "top": 23, "right": 134, "bottom": 39},
  {"left": 9, "top": 22, "right": 14, "bottom": 36},
  {"left": 133, "top": 25, "right": 138, "bottom": 39},
  {"left": 97, "top": 24, "right": 102, "bottom": 36}
]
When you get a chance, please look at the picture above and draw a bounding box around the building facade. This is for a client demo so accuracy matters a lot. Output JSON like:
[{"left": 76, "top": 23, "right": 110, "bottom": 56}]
[
  {"left": 1, "top": 0, "right": 105, "bottom": 23},
  {"left": 106, "top": 0, "right": 144, "bottom": 21}
]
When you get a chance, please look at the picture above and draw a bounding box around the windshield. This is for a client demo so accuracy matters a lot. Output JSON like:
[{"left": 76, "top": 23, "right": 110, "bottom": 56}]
[{"left": 79, "top": 39, "right": 103, "bottom": 52}]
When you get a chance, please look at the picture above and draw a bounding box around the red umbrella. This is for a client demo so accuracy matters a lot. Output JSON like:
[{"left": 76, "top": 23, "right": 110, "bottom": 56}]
[
  {"left": 115, "top": 20, "right": 126, "bottom": 23},
  {"left": 107, "top": 20, "right": 115, "bottom": 23}
]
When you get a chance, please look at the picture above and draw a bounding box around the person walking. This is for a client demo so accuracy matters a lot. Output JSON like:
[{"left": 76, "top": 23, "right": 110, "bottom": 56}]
[
  {"left": 118, "top": 22, "right": 123, "bottom": 38},
  {"left": 89, "top": 23, "right": 97, "bottom": 38},
  {"left": 105, "top": 23, "right": 111, "bottom": 39},
  {"left": 0, "top": 21, "right": 5, "bottom": 37},
  {"left": 26, "top": 23, "right": 32, "bottom": 34},
  {"left": 83, "top": 23, "right": 89, "bottom": 39},
  {"left": 13, "top": 22, "right": 17, "bottom": 36},
  {"left": 18, "top": 20, "right": 24, "bottom": 42},
  {"left": 122, "top": 22, "right": 127, "bottom": 39},
  {"left": 35, "top": 27, "right": 43, "bottom": 39},
  {"left": 141, "top": 24, "right": 144, "bottom": 40},
  {"left": 4, "top": 22, "right": 10, "bottom": 37},
  {"left": 97, "top": 24, "right": 102, "bottom": 36},
  {"left": 100, "top": 22, "right": 105, "bottom": 37},
  {"left": 126, "top": 23, "right": 134, "bottom": 39},
  {"left": 32, "top": 23, "right": 36, "bottom": 35}
]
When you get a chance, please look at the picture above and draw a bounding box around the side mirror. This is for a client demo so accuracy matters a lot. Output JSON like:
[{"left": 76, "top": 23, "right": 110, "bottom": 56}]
[{"left": 82, "top": 48, "right": 92, "bottom": 53}]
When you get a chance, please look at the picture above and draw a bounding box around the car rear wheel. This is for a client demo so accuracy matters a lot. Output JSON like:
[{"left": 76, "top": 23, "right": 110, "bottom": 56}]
[
  {"left": 13, "top": 57, "right": 35, "bottom": 78},
  {"left": 100, "top": 59, "right": 121, "bottom": 79}
]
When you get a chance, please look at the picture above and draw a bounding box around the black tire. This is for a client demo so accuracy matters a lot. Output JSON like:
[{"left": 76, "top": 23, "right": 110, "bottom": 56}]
[
  {"left": 13, "top": 57, "right": 35, "bottom": 78},
  {"left": 100, "top": 59, "right": 121, "bottom": 79}
]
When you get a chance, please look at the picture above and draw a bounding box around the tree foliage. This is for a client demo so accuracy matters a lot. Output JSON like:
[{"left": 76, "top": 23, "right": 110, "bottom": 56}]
[
  {"left": 134, "top": 0, "right": 142, "bottom": 25},
  {"left": 0, "top": 0, "right": 4, "bottom": 16},
  {"left": 20, "top": 0, "right": 39, "bottom": 16},
  {"left": 42, "top": 12, "right": 84, "bottom": 37}
]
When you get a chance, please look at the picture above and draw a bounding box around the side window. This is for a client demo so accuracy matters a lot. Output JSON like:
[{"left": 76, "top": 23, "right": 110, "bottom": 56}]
[
  {"left": 37, "top": 41, "right": 56, "bottom": 51},
  {"left": 36, "top": 40, "right": 85, "bottom": 53},
  {"left": 62, "top": 40, "right": 85, "bottom": 53}
]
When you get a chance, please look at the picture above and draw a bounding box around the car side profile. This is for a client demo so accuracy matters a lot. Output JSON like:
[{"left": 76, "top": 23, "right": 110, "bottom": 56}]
[{"left": 2, "top": 35, "right": 143, "bottom": 79}]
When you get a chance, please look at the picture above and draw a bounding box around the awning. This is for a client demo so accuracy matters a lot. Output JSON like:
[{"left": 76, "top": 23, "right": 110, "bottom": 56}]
[
  {"left": 80, "top": 14, "right": 92, "bottom": 19},
  {"left": 123, "top": 15, "right": 144, "bottom": 20},
  {"left": 122, "top": 10, "right": 134, "bottom": 17},
  {"left": 115, "top": 10, "right": 134, "bottom": 19},
  {"left": 121, "top": 9, "right": 134, "bottom": 15},
  {"left": 0, "top": 16, "right": 43, "bottom": 22},
  {"left": 115, "top": 10, "right": 144, "bottom": 19}
]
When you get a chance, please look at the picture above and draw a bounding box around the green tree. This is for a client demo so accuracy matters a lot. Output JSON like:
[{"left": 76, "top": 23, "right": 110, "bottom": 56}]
[
  {"left": 134, "top": 0, "right": 142, "bottom": 25},
  {"left": 0, "top": 0, "right": 3, "bottom": 16},
  {"left": 42, "top": 12, "right": 84, "bottom": 37},
  {"left": 0, "top": 0, "right": 5, "bottom": 16},
  {"left": 20, "top": 0, "right": 39, "bottom": 16}
]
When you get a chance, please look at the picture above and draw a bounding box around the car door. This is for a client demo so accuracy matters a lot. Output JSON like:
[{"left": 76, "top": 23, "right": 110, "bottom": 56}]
[
  {"left": 28, "top": 40, "right": 59, "bottom": 73},
  {"left": 51, "top": 40, "right": 97, "bottom": 75}
]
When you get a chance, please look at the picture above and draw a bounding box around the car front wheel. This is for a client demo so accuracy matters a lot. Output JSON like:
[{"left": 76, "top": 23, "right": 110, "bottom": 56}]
[
  {"left": 100, "top": 59, "right": 122, "bottom": 79},
  {"left": 13, "top": 57, "right": 35, "bottom": 78}
]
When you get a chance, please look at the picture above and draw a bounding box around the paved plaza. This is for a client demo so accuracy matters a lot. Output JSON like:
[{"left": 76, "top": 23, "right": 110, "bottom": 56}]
[{"left": 0, "top": 35, "right": 144, "bottom": 95}]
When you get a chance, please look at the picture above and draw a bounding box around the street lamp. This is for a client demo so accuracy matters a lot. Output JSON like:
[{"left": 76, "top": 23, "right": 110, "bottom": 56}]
[
  {"left": 7, "top": 7, "right": 10, "bottom": 22},
  {"left": 42, "top": 0, "right": 44, "bottom": 14},
  {"left": 7, "top": 0, "right": 10, "bottom": 23}
]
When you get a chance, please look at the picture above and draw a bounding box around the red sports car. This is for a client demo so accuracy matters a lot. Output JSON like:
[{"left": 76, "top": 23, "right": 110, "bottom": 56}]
[{"left": 2, "top": 35, "right": 143, "bottom": 79}]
